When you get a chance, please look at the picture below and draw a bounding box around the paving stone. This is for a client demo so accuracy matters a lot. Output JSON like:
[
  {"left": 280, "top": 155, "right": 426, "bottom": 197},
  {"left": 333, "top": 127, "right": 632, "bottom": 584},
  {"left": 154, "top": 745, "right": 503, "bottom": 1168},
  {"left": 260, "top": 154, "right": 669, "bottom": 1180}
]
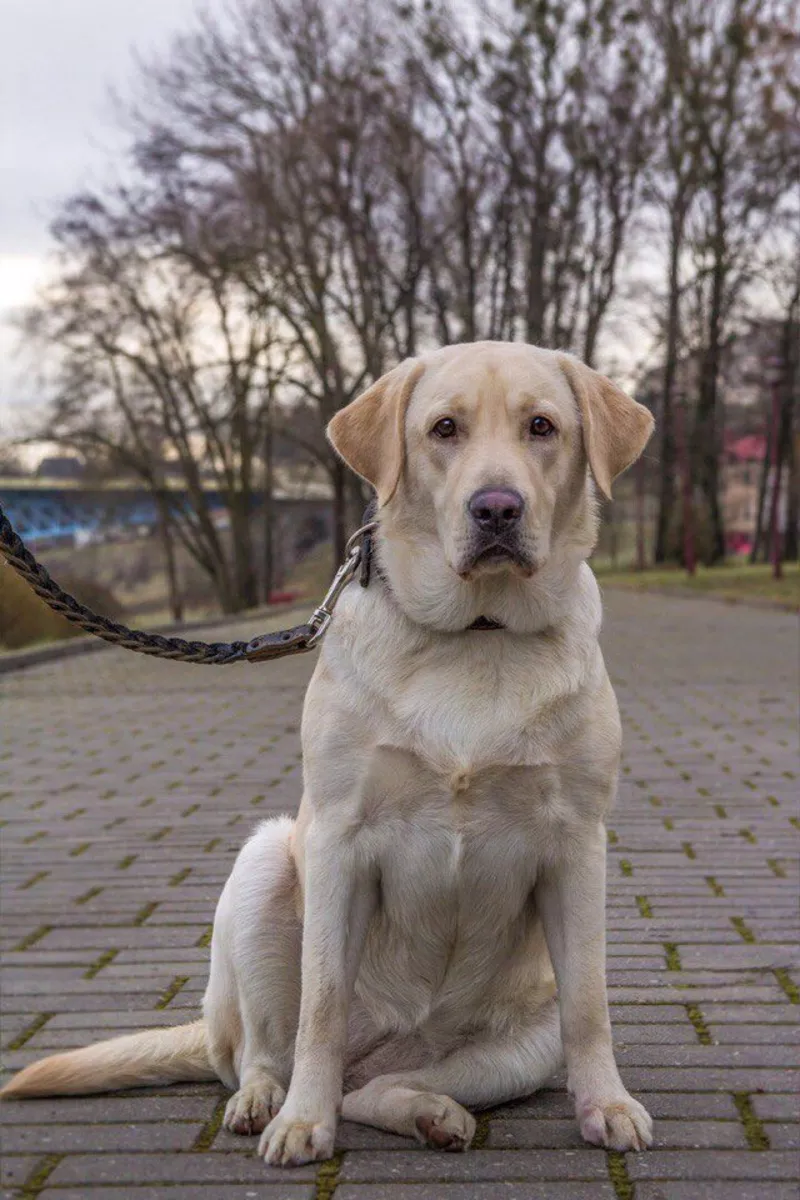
[
  {"left": 488, "top": 1119, "right": 747, "bottom": 1150},
  {"left": 1, "top": 1119, "right": 197, "bottom": 1152},
  {"left": 0, "top": 1094, "right": 217, "bottom": 1124},
  {"left": 47, "top": 1191, "right": 315, "bottom": 1200},
  {"left": 751, "top": 1094, "right": 799, "bottom": 1121},
  {"left": 635, "top": 1187, "right": 800, "bottom": 1200},
  {"left": 0, "top": 1156, "right": 38, "bottom": 1188},
  {"left": 339, "top": 1149, "right": 610, "bottom": 1182},
  {"left": 336, "top": 1187, "right": 616, "bottom": 1200},
  {"left": 626, "top": 1150, "right": 799, "bottom": 1180},
  {"left": 46, "top": 1151, "right": 317, "bottom": 1185},
  {"left": 765, "top": 1123, "right": 800, "bottom": 1149}
]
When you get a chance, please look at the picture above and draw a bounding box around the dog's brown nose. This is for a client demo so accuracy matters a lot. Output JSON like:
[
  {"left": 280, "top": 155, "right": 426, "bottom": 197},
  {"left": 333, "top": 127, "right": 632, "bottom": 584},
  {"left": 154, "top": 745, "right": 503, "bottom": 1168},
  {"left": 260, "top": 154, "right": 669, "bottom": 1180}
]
[{"left": 468, "top": 488, "right": 525, "bottom": 532}]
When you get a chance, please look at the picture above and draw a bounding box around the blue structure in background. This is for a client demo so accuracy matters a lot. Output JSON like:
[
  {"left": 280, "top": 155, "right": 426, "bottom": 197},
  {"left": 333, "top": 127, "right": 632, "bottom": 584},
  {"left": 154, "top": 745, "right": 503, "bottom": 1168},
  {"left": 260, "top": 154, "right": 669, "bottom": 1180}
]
[
  {"left": 0, "top": 483, "right": 332, "bottom": 562},
  {"left": 2, "top": 485, "right": 229, "bottom": 546}
]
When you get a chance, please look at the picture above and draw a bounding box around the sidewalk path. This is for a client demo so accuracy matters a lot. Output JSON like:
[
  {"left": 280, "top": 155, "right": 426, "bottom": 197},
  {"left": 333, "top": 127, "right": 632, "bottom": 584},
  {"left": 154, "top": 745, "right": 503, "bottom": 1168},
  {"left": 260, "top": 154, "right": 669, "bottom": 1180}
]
[{"left": 1, "top": 591, "right": 797, "bottom": 1199}]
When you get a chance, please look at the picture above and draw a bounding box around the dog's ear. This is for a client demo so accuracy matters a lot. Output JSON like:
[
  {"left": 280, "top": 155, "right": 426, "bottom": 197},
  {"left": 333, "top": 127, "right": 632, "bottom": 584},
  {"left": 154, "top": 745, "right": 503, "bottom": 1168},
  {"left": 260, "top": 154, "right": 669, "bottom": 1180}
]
[
  {"left": 327, "top": 358, "right": 425, "bottom": 506},
  {"left": 557, "top": 354, "right": 654, "bottom": 499}
]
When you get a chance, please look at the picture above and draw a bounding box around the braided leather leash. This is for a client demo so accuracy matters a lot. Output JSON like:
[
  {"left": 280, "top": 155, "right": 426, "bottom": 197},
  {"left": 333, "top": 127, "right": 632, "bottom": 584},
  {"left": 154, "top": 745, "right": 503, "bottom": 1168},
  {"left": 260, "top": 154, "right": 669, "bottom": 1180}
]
[{"left": 0, "top": 501, "right": 375, "bottom": 666}]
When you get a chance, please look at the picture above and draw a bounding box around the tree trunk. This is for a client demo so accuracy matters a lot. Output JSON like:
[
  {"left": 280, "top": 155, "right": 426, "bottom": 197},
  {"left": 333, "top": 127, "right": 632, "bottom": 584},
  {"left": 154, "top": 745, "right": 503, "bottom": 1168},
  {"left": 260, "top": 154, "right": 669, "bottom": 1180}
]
[
  {"left": 229, "top": 494, "right": 258, "bottom": 611},
  {"left": 262, "top": 405, "right": 275, "bottom": 603},
  {"left": 676, "top": 393, "right": 696, "bottom": 576},
  {"left": 750, "top": 413, "right": 771, "bottom": 564},
  {"left": 655, "top": 213, "right": 683, "bottom": 564},
  {"left": 635, "top": 456, "right": 646, "bottom": 571},
  {"left": 525, "top": 212, "right": 549, "bottom": 345},
  {"left": 155, "top": 494, "right": 183, "bottom": 623},
  {"left": 693, "top": 175, "right": 727, "bottom": 565},
  {"left": 767, "top": 378, "right": 784, "bottom": 580},
  {"left": 331, "top": 456, "right": 348, "bottom": 566},
  {"left": 785, "top": 421, "right": 799, "bottom": 562}
]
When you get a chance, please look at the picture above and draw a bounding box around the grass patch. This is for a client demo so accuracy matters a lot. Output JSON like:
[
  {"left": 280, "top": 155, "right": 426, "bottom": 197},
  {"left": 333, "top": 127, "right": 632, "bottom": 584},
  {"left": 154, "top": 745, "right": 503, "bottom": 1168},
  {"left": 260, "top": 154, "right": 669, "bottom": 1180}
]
[
  {"left": 14, "top": 924, "right": 52, "bottom": 952},
  {"left": 84, "top": 948, "right": 118, "bottom": 979},
  {"left": 155, "top": 974, "right": 190, "bottom": 1009},
  {"left": 17, "top": 1153, "right": 63, "bottom": 1199},
  {"left": 191, "top": 1096, "right": 227, "bottom": 1152},
  {"left": 18, "top": 870, "right": 49, "bottom": 891},
  {"left": 472, "top": 1111, "right": 491, "bottom": 1149},
  {"left": 663, "top": 942, "right": 682, "bottom": 971},
  {"left": 315, "top": 1152, "right": 344, "bottom": 1200},
  {"left": 685, "top": 1003, "right": 712, "bottom": 1045},
  {"left": 6, "top": 1012, "right": 54, "bottom": 1052},
  {"left": 730, "top": 916, "right": 756, "bottom": 943},
  {"left": 606, "top": 1149, "right": 634, "bottom": 1200},
  {"left": 773, "top": 968, "right": 799, "bottom": 1004},
  {"left": 595, "top": 561, "right": 799, "bottom": 610},
  {"left": 133, "top": 901, "right": 159, "bottom": 925},
  {"left": 733, "top": 1092, "right": 770, "bottom": 1151}
]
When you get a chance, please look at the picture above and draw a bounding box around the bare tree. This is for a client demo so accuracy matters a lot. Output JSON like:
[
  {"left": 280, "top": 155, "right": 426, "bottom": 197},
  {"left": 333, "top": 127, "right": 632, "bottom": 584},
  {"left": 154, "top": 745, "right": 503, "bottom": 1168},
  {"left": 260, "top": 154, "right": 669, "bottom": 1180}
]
[
  {"left": 24, "top": 184, "right": 290, "bottom": 613},
  {"left": 685, "top": 0, "right": 798, "bottom": 561},
  {"left": 646, "top": 0, "right": 704, "bottom": 562},
  {"left": 483, "top": 0, "right": 656, "bottom": 360},
  {"left": 131, "top": 0, "right": 433, "bottom": 558},
  {"left": 751, "top": 186, "right": 800, "bottom": 563}
]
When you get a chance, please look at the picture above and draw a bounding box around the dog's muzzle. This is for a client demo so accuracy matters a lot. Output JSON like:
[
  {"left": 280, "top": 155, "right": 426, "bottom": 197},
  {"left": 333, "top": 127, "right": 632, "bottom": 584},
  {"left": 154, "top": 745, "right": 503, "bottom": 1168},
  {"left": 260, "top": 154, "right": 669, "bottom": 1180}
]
[{"left": 459, "top": 487, "right": 534, "bottom": 576}]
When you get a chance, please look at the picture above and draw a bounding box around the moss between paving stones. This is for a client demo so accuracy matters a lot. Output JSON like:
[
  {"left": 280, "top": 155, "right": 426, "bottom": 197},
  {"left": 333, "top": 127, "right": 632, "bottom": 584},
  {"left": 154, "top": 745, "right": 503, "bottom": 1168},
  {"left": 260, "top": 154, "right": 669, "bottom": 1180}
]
[
  {"left": 315, "top": 1151, "right": 344, "bottom": 1200},
  {"left": 606, "top": 1149, "right": 634, "bottom": 1199},
  {"left": 733, "top": 1092, "right": 771, "bottom": 1151}
]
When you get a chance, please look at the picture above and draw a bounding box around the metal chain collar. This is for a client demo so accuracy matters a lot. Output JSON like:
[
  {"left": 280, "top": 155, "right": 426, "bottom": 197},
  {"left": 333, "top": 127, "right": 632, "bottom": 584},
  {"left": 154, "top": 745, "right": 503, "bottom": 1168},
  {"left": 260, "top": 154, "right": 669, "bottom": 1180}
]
[{"left": 0, "top": 500, "right": 377, "bottom": 666}]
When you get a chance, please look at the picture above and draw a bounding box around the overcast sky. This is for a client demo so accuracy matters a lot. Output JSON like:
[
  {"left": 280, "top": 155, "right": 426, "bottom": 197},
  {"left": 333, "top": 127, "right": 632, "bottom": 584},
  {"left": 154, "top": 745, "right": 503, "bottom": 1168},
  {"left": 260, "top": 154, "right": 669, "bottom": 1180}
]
[{"left": 1, "top": 0, "right": 219, "bottom": 429}]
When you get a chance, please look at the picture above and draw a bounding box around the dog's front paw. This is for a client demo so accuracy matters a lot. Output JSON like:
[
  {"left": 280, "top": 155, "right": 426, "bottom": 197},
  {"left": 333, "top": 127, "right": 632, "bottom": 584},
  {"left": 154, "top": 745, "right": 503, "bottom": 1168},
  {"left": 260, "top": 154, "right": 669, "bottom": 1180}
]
[
  {"left": 224, "top": 1077, "right": 286, "bottom": 1136},
  {"left": 577, "top": 1093, "right": 653, "bottom": 1151},
  {"left": 259, "top": 1109, "right": 336, "bottom": 1166}
]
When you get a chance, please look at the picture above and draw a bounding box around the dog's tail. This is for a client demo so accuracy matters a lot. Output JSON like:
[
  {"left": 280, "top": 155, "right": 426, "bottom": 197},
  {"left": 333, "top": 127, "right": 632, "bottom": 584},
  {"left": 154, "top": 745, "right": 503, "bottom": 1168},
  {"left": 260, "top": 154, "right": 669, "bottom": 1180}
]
[{"left": 0, "top": 1020, "right": 215, "bottom": 1099}]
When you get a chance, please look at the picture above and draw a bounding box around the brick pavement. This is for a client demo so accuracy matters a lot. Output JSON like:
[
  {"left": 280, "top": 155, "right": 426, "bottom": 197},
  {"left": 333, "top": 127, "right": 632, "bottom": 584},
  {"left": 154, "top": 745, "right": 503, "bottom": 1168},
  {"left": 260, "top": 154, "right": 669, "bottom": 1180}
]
[{"left": 1, "top": 591, "right": 798, "bottom": 1199}]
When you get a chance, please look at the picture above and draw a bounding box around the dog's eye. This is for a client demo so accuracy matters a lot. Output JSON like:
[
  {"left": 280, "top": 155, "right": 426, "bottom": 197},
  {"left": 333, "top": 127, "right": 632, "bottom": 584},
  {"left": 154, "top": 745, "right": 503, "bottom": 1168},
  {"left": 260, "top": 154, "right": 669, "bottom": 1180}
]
[
  {"left": 431, "top": 417, "right": 457, "bottom": 439},
  {"left": 529, "top": 416, "right": 555, "bottom": 438}
]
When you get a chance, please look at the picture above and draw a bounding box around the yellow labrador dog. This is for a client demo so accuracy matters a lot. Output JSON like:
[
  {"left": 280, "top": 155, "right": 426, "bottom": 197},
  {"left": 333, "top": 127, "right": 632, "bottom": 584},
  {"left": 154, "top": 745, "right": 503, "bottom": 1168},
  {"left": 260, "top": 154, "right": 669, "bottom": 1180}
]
[{"left": 2, "top": 342, "right": 655, "bottom": 1166}]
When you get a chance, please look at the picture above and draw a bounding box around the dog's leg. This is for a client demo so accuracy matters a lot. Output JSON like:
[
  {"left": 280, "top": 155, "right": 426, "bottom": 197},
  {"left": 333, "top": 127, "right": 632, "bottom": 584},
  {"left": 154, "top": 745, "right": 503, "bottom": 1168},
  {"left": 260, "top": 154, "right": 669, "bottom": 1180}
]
[
  {"left": 206, "top": 818, "right": 301, "bottom": 1137},
  {"left": 342, "top": 998, "right": 562, "bottom": 1150},
  {"left": 536, "top": 825, "right": 653, "bottom": 1151},
  {"left": 259, "top": 818, "right": 377, "bottom": 1167}
]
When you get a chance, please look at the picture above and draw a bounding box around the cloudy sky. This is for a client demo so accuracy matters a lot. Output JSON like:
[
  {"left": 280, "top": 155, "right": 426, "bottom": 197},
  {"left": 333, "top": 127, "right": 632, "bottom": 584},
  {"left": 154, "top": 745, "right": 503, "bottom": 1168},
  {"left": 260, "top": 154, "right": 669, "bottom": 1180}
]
[{"left": 1, "top": 0, "right": 218, "bottom": 428}]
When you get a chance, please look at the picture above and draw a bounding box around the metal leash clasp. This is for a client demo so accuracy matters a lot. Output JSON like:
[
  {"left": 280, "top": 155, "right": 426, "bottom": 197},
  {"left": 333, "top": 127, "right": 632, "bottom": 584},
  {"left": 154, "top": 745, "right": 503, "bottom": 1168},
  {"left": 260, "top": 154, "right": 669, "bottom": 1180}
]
[{"left": 305, "top": 521, "right": 378, "bottom": 648}]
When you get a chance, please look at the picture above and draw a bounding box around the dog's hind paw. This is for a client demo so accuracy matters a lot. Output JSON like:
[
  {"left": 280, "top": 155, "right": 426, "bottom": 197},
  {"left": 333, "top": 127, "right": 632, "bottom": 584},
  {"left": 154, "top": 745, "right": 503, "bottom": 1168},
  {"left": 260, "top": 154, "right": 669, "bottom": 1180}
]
[{"left": 413, "top": 1093, "right": 476, "bottom": 1151}]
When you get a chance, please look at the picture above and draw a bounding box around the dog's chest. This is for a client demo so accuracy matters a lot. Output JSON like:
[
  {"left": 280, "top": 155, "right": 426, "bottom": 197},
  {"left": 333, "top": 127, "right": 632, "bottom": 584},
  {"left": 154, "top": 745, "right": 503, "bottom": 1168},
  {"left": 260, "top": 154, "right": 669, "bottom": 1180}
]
[
  {"left": 353, "top": 750, "right": 566, "bottom": 1028},
  {"left": 374, "top": 648, "right": 588, "bottom": 776}
]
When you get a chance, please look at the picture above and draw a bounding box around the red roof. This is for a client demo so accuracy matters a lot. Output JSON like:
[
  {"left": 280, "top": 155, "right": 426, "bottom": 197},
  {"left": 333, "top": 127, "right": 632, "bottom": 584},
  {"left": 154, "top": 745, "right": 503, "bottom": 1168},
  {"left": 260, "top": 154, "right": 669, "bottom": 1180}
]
[{"left": 727, "top": 434, "right": 766, "bottom": 462}]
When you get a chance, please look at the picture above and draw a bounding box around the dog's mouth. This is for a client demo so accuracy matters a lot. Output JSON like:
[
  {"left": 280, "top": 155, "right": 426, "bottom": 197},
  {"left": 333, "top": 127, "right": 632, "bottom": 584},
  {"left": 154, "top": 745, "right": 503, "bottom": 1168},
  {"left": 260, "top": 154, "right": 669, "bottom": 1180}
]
[{"left": 457, "top": 541, "right": 535, "bottom": 579}]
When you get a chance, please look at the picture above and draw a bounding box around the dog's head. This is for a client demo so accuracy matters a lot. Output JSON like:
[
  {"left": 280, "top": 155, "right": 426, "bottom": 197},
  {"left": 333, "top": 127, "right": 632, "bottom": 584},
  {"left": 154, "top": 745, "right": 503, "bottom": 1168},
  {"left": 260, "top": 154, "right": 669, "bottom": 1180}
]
[{"left": 328, "top": 342, "right": 653, "bottom": 629}]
